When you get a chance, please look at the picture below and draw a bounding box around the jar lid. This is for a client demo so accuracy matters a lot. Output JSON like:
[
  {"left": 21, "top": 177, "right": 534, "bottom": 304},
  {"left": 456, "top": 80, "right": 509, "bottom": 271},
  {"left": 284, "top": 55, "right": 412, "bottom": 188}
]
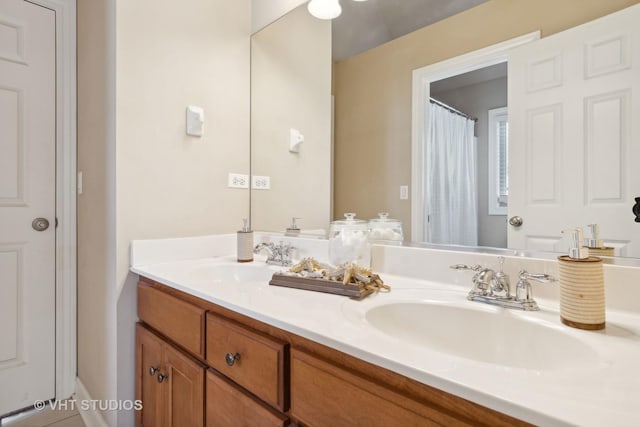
[
  {"left": 330, "top": 212, "right": 367, "bottom": 226},
  {"left": 368, "top": 212, "right": 402, "bottom": 228}
]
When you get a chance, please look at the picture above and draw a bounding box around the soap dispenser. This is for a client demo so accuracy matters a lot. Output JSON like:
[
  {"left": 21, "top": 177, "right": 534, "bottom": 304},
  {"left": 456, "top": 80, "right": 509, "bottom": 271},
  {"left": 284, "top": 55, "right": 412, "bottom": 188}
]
[
  {"left": 557, "top": 228, "right": 605, "bottom": 330},
  {"left": 583, "top": 224, "right": 615, "bottom": 257},
  {"left": 237, "top": 218, "right": 253, "bottom": 263},
  {"left": 285, "top": 217, "right": 301, "bottom": 236}
]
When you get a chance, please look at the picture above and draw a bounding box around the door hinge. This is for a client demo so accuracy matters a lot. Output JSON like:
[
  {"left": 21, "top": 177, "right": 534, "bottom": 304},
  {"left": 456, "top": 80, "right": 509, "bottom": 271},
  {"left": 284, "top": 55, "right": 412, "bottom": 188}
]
[{"left": 55, "top": 217, "right": 59, "bottom": 228}]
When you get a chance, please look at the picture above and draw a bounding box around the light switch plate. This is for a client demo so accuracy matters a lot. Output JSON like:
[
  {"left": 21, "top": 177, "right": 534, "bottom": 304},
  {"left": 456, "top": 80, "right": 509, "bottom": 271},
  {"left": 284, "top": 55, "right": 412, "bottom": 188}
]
[{"left": 400, "top": 185, "right": 409, "bottom": 200}]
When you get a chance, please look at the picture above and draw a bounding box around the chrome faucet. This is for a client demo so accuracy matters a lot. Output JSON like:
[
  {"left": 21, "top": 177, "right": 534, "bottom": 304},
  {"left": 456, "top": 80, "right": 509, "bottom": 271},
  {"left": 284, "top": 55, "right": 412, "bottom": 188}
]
[
  {"left": 450, "top": 257, "right": 554, "bottom": 311},
  {"left": 254, "top": 241, "right": 295, "bottom": 267}
]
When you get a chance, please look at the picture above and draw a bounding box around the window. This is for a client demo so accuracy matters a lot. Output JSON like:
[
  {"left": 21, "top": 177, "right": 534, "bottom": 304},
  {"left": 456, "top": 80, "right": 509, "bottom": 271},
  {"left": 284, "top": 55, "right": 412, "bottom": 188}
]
[{"left": 488, "top": 107, "right": 508, "bottom": 215}]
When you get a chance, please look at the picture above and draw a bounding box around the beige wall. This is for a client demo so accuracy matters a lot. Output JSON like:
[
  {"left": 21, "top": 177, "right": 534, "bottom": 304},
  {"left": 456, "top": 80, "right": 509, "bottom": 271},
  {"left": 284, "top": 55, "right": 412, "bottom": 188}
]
[
  {"left": 333, "top": 0, "right": 640, "bottom": 239},
  {"left": 78, "top": 0, "right": 251, "bottom": 424},
  {"left": 77, "top": 0, "right": 117, "bottom": 425},
  {"left": 251, "top": 0, "right": 306, "bottom": 33},
  {"left": 251, "top": 4, "right": 332, "bottom": 232}
]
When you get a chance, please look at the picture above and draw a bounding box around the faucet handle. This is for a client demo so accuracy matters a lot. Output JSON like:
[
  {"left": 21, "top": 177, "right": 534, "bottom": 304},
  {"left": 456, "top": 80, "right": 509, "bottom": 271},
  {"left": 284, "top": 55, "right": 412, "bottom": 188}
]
[
  {"left": 450, "top": 264, "right": 483, "bottom": 271},
  {"left": 515, "top": 270, "right": 555, "bottom": 302},
  {"left": 518, "top": 270, "right": 555, "bottom": 283}
]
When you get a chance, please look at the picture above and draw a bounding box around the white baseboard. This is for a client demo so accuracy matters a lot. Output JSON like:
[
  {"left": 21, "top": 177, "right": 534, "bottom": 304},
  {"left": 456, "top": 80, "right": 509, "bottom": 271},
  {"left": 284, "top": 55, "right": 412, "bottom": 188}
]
[{"left": 74, "top": 378, "right": 108, "bottom": 427}]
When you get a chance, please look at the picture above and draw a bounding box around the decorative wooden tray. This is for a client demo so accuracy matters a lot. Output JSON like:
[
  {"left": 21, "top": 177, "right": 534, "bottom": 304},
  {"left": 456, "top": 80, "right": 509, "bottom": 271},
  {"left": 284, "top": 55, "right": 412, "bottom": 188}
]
[{"left": 269, "top": 272, "right": 375, "bottom": 300}]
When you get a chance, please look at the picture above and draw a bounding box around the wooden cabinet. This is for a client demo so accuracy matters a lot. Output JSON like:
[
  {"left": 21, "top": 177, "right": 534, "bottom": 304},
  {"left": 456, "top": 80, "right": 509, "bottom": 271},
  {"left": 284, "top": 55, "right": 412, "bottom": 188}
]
[
  {"left": 135, "top": 324, "right": 205, "bottom": 427},
  {"left": 136, "top": 324, "right": 163, "bottom": 427},
  {"left": 291, "top": 349, "right": 460, "bottom": 426},
  {"left": 137, "top": 278, "right": 529, "bottom": 427},
  {"left": 206, "top": 370, "right": 288, "bottom": 427},
  {"left": 206, "top": 313, "right": 288, "bottom": 411},
  {"left": 138, "top": 283, "right": 206, "bottom": 358}
]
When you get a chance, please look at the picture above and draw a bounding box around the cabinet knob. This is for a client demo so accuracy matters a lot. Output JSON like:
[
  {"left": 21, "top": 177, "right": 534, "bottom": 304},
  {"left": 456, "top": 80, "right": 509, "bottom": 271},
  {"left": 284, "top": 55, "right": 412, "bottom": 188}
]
[
  {"left": 149, "top": 366, "right": 159, "bottom": 376},
  {"left": 157, "top": 373, "right": 169, "bottom": 383},
  {"left": 225, "top": 352, "right": 241, "bottom": 366}
]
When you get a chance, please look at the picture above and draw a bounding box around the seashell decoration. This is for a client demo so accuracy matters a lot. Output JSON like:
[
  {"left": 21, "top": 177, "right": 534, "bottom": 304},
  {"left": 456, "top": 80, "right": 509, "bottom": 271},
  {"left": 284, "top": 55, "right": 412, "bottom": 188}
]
[{"left": 284, "top": 257, "right": 391, "bottom": 292}]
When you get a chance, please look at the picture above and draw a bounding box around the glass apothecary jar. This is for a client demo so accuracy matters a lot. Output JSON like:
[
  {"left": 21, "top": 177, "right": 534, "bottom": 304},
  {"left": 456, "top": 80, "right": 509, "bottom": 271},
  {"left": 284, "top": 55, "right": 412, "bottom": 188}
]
[
  {"left": 328, "top": 213, "right": 371, "bottom": 267},
  {"left": 368, "top": 212, "right": 404, "bottom": 243}
]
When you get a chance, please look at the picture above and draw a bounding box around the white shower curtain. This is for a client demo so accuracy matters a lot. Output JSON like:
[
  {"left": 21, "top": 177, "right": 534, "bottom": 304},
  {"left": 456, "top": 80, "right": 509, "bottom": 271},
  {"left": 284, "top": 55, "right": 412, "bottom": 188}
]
[{"left": 425, "top": 102, "right": 478, "bottom": 246}]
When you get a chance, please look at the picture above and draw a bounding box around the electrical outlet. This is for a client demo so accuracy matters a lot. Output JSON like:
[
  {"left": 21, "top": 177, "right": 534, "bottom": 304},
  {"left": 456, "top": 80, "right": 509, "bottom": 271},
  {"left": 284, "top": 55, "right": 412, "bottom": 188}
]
[
  {"left": 252, "top": 175, "right": 271, "bottom": 190},
  {"left": 228, "top": 173, "right": 249, "bottom": 189},
  {"left": 400, "top": 185, "right": 409, "bottom": 200}
]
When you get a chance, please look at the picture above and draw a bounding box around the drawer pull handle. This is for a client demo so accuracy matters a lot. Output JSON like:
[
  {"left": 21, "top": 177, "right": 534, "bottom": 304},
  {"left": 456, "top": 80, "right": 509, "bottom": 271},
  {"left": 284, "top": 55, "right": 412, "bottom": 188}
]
[
  {"left": 157, "top": 373, "right": 169, "bottom": 383},
  {"left": 149, "top": 366, "right": 159, "bottom": 376},
  {"left": 225, "top": 352, "right": 241, "bottom": 366}
]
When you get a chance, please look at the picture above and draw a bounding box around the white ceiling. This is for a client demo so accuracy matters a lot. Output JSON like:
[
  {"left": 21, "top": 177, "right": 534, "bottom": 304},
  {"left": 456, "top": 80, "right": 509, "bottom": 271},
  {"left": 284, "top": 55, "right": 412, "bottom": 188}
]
[{"left": 332, "top": 0, "right": 488, "bottom": 61}]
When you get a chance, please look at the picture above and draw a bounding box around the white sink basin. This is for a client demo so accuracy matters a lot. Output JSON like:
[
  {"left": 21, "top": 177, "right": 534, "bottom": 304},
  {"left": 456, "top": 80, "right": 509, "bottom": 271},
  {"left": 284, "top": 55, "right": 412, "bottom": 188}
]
[
  {"left": 344, "top": 290, "right": 601, "bottom": 371},
  {"left": 190, "top": 262, "right": 281, "bottom": 283}
]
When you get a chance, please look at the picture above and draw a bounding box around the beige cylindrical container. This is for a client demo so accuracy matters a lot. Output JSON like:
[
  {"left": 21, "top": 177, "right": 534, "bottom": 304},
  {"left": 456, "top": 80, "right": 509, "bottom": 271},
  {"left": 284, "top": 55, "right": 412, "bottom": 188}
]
[
  {"left": 237, "top": 219, "right": 253, "bottom": 263},
  {"left": 557, "top": 255, "right": 605, "bottom": 330},
  {"left": 583, "top": 223, "right": 615, "bottom": 257},
  {"left": 585, "top": 246, "right": 615, "bottom": 257}
]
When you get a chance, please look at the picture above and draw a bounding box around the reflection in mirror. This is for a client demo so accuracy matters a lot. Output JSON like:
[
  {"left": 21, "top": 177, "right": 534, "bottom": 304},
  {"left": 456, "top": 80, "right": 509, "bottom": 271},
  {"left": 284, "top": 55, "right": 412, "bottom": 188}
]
[
  {"left": 250, "top": 5, "right": 332, "bottom": 234},
  {"left": 251, "top": 1, "right": 640, "bottom": 259},
  {"left": 427, "top": 63, "right": 508, "bottom": 248}
]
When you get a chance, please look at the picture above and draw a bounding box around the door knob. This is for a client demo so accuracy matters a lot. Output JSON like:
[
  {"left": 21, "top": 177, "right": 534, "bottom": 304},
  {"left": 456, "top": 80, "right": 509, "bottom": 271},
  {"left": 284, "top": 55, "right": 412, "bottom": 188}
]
[
  {"left": 509, "top": 216, "right": 523, "bottom": 227},
  {"left": 633, "top": 197, "right": 640, "bottom": 223},
  {"left": 32, "top": 218, "right": 50, "bottom": 231}
]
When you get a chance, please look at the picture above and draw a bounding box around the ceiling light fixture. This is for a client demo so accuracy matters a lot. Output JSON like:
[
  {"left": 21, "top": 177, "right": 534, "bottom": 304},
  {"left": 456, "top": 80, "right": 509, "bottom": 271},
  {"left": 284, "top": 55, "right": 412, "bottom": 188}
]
[{"left": 307, "top": 0, "right": 342, "bottom": 20}]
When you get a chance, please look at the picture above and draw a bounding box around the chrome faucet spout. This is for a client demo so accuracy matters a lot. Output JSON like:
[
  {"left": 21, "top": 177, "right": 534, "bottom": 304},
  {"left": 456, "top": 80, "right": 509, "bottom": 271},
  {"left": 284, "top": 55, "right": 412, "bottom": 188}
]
[
  {"left": 450, "top": 258, "right": 553, "bottom": 311},
  {"left": 253, "top": 241, "right": 295, "bottom": 267},
  {"left": 254, "top": 242, "right": 274, "bottom": 257}
]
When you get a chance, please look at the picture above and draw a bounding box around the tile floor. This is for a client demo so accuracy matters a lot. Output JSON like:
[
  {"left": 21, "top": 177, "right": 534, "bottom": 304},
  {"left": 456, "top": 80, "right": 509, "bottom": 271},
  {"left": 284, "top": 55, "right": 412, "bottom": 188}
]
[{"left": 1, "top": 401, "right": 85, "bottom": 427}]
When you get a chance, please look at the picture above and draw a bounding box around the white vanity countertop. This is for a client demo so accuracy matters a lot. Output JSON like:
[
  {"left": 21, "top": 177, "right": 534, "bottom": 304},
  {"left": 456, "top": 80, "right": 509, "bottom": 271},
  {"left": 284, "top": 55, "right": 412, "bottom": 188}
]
[{"left": 131, "top": 236, "right": 640, "bottom": 427}]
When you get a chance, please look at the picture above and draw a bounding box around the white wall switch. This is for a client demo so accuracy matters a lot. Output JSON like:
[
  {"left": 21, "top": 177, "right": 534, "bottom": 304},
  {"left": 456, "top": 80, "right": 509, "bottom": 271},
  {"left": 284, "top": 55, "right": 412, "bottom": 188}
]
[
  {"left": 400, "top": 185, "right": 409, "bottom": 200},
  {"left": 252, "top": 175, "right": 271, "bottom": 190},
  {"left": 228, "top": 173, "right": 249, "bottom": 189},
  {"left": 186, "top": 105, "right": 204, "bottom": 137}
]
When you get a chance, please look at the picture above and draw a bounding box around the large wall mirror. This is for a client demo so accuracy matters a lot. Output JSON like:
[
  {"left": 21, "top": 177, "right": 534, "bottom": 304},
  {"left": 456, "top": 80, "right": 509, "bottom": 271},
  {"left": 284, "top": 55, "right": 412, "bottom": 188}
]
[{"left": 250, "top": 0, "right": 640, "bottom": 258}]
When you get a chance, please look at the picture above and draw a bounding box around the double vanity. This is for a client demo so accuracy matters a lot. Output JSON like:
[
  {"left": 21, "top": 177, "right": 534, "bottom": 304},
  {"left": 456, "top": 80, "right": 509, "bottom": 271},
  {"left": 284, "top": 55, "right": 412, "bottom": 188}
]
[{"left": 132, "top": 233, "right": 640, "bottom": 426}]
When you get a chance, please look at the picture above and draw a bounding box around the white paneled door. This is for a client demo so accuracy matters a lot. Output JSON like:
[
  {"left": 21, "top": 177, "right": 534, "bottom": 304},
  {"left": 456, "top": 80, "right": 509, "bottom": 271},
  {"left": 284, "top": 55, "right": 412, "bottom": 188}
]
[
  {"left": 508, "top": 4, "right": 640, "bottom": 257},
  {"left": 0, "top": 0, "right": 56, "bottom": 415}
]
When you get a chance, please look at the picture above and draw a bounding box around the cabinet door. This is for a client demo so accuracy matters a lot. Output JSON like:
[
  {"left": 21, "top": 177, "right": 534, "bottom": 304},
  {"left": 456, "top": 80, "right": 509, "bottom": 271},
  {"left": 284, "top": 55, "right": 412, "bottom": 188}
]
[
  {"left": 163, "top": 341, "right": 205, "bottom": 427},
  {"left": 136, "top": 324, "right": 164, "bottom": 427},
  {"left": 206, "top": 370, "right": 288, "bottom": 427}
]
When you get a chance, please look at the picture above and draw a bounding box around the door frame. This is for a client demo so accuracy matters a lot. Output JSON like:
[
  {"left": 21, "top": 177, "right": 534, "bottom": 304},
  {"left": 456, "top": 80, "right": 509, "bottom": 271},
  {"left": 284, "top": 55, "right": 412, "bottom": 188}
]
[
  {"left": 26, "top": 0, "right": 77, "bottom": 401},
  {"left": 410, "top": 31, "right": 540, "bottom": 242}
]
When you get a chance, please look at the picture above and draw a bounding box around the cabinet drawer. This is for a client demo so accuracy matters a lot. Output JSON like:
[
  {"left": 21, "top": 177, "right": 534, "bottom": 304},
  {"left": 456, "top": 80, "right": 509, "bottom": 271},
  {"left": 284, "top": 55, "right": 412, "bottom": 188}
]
[
  {"left": 291, "top": 349, "right": 465, "bottom": 427},
  {"left": 205, "top": 313, "right": 288, "bottom": 411},
  {"left": 138, "top": 283, "right": 206, "bottom": 358},
  {"left": 206, "top": 370, "right": 288, "bottom": 427}
]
